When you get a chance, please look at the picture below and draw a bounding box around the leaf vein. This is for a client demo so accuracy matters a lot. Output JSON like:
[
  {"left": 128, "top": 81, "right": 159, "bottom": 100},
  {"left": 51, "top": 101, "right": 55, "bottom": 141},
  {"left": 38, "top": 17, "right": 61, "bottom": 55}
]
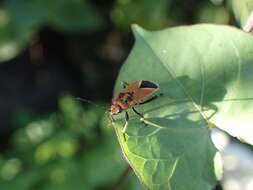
[{"left": 136, "top": 31, "right": 209, "bottom": 124}]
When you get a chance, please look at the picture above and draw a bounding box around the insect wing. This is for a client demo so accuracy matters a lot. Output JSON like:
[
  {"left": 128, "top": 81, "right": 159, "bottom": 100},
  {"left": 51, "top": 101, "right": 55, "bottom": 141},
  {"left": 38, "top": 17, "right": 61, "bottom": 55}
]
[
  {"left": 125, "top": 80, "right": 159, "bottom": 107},
  {"left": 131, "top": 88, "right": 158, "bottom": 104}
]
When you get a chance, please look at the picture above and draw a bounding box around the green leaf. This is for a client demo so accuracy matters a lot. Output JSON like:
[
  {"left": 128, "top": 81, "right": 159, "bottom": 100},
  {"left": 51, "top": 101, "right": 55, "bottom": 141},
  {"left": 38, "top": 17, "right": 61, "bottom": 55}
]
[
  {"left": 114, "top": 24, "right": 253, "bottom": 189},
  {"left": 46, "top": 0, "right": 103, "bottom": 32},
  {"left": 111, "top": 0, "right": 170, "bottom": 30},
  {"left": 0, "top": 171, "right": 38, "bottom": 190},
  {"left": 6, "top": 0, "right": 47, "bottom": 30},
  {"left": 6, "top": 0, "right": 103, "bottom": 33},
  {"left": 0, "top": 7, "right": 31, "bottom": 62},
  {"left": 1, "top": 0, "right": 103, "bottom": 61},
  {"left": 196, "top": 2, "right": 230, "bottom": 24},
  {"left": 209, "top": 0, "right": 224, "bottom": 6},
  {"left": 227, "top": 0, "right": 253, "bottom": 27}
]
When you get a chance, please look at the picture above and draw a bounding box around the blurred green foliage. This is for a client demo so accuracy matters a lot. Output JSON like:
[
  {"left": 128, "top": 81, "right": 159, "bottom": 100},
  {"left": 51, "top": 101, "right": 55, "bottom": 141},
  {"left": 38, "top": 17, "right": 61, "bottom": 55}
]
[
  {"left": 226, "top": 0, "right": 253, "bottom": 27},
  {"left": 0, "top": 0, "right": 235, "bottom": 62},
  {"left": 6, "top": 0, "right": 102, "bottom": 32},
  {"left": 111, "top": 0, "right": 170, "bottom": 30},
  {"left": 0, "top": 96, "right": 143, "bottom": 190},
  {"left": 0, "top": 0, "right": 103, "bottom": 62},
  {"left": 0, "top": 5, "right": 29, "bottom": 62},
  {"left": 196, "top": 2, "right": 229, "bottom": 24}
]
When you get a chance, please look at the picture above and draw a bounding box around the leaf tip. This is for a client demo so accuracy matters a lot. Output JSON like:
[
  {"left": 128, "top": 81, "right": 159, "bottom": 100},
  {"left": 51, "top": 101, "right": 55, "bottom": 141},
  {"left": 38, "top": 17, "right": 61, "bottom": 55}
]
[{"left": 131, "top": 24, "right": 147, "bottom": 38}]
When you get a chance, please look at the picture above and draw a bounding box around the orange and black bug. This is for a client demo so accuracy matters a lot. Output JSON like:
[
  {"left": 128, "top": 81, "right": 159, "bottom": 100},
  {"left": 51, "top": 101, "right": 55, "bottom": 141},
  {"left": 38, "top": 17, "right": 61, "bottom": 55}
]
[{"left": 110, "top": 80, "right": 160, "bottom": 133}]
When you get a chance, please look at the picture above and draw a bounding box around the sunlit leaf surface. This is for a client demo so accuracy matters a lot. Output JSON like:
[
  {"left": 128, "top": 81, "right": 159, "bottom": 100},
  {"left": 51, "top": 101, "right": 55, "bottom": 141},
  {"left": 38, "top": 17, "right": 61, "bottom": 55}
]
[{"left": 114, "top": 24, "right": 253, "bottom": 189}]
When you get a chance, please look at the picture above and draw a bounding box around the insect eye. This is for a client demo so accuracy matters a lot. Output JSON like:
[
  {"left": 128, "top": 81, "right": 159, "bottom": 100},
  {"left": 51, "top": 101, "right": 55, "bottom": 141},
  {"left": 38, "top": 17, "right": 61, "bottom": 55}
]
[
  {"left": 111, "top": 105, "right": 121, "bottom": 115},
  {"left": 118, "top": 93, "right": 124, "bottom": 98}
]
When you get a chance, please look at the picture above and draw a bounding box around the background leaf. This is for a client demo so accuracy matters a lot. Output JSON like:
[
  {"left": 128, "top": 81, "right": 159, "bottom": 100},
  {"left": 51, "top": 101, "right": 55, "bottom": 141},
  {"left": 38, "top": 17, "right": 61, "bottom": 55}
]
[
  {"left": 227, "top": 0, "right": 253, "bottom": 28},
  {"left": 0, "top": 7, "right": 31, "bottom": 62},
  {"left": 46, "top": 0, "right": 103, "bottom": 32},
  {"left": 6, "top": 0, "right": 102, "bottom": 32},
  {"left": 111, "top": 0, "right": 170, "bottom": 30},
  {"left": 196, "top": 2, "right": 230, "bottom": 24},
  {"left": 0, "top": 0, "right": 103, "bottom": 62}
]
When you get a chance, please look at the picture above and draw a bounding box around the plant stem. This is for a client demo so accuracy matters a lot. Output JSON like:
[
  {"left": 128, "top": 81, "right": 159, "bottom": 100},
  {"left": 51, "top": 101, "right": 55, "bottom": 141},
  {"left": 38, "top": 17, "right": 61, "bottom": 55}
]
[{"left": 111, "top": 165, "right": 132, "bottom": 190}]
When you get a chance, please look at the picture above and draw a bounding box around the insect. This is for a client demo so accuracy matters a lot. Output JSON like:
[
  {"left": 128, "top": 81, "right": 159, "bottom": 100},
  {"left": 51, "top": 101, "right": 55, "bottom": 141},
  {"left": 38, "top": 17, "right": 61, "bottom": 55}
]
[{"left": 109, "top": 80, "right": 160, "bottom": 133}]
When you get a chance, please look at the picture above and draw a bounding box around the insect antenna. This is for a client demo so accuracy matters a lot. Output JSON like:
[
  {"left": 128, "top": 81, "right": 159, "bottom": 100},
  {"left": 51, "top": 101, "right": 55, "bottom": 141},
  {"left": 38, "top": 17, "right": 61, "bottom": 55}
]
[
  {"left": 75, "top": 97, "right": 114, "bottom": 128},
  {"left": 75, "top": 97, "right": 105, "bottom": 109}
]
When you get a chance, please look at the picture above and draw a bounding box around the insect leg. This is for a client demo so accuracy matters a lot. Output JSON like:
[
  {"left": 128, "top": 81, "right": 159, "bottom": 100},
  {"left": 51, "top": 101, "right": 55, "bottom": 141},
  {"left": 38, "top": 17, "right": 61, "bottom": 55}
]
[
  {"left": 122, "top": 111, "right": 129, "bottom": 133},
  {"left": 132, "top": 107, "right": 147, "bottom": 126},
  {"left": 206, "top": 106, "right": 218, "bottom": 121},
  {"left": 121, "top": 81, "right": 129, "bottom": 88},
  {"left": 110, "top": 113, "right": 115, "bottom": 122},
  {"left": 132, "top": 107, "right": 144, "bottom": 118}
]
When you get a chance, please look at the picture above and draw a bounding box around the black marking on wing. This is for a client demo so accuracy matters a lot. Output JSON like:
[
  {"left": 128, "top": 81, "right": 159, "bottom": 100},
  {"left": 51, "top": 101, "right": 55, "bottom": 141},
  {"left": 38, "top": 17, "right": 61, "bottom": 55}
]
[{"left": 139, "top": 80, "right": 158, "bottom": 89}]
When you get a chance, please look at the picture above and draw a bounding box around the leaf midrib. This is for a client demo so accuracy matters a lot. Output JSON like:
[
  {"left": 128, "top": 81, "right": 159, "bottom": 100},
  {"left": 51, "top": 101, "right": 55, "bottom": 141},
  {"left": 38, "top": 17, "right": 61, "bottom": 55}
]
[{"left": 135, "top": 27, "right": 208, "bottom": 124}]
